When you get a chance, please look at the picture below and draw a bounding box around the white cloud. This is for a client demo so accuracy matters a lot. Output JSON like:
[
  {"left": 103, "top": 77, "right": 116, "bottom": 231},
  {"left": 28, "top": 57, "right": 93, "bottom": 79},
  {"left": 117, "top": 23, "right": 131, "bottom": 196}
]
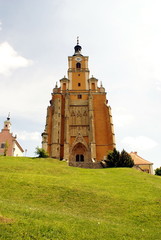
[
  {"left": 155, "top": 80, "right": 161, "bottom": 91},
  {"left": 113, "top": 114, "right": 134, "bottom": 128},
  {"left": 121, "top": 136, "right": 158, "bottom": 151},
  {"left": 157, "top": 87, "right": 161, "bottom": 91},
  {"left": 113, "top": 108, "right": 134, "bottom": 128},
  {"left": 16, "top": 131, "right": 41, "bottom": 141},
  {"left": 0, "top": 21, "right": 2, "bottom": 31},
  {"left": 0, "top": 42, "right": 33, "bottom": 75}
]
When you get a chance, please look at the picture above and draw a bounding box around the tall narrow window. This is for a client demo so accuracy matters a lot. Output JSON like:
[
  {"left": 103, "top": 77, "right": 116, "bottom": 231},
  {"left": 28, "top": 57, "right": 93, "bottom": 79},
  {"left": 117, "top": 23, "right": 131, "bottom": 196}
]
[
  {"left": 76, "top": 62, "right": 81, "bottom": 69},
  {"left": 63, "top": 83, "right": 66, "bottom": 90},
  {"left": 92, "top": 83, "right": 95, "bottom": 90},
  {"left": 78, "top": 83, "right": 81, "bottom": 86},
  {"left": 80, "top": 154, "right": 84, "bottom": 162},
  {"left": 76, "top": 154, "right": 79, "bottom": 162}
]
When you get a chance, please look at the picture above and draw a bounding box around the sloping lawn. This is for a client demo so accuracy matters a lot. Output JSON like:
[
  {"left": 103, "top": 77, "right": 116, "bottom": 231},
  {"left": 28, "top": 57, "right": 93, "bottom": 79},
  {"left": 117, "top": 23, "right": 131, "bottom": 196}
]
[{"left": 0, "top": 156, "right": 161, "bottom": 240}]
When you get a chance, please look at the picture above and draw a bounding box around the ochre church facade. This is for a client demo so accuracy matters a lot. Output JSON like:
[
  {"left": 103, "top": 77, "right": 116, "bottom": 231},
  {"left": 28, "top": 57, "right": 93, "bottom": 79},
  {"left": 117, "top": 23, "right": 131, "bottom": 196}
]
[{"left": 42, "top": 41, "right": 115, "bottom": 167}]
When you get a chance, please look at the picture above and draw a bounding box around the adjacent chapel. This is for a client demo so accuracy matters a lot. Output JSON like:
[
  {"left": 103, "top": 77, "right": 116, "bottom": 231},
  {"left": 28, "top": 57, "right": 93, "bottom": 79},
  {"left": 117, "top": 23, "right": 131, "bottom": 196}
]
[
  {"left": 42, "top": 40, "right": 115, "bottom": 167},
  {"left": 0, "top": 116, "right": 24, "bottom": 156}
]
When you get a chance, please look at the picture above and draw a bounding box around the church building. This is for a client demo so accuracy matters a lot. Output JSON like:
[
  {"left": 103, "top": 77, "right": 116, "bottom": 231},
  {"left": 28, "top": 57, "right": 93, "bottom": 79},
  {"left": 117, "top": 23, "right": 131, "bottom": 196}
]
[
  {"left": 42, "top": 40, "right": 115, "bottom": 167},
  {"left": 0, "top": 116, "right": 24, "bottom": 156}
]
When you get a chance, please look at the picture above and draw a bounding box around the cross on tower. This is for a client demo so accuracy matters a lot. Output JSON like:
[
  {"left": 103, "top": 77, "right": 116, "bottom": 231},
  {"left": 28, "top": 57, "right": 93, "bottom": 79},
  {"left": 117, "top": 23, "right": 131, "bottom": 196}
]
[{"left": 77, "top": 36, "right": 79, "bottom": 45}]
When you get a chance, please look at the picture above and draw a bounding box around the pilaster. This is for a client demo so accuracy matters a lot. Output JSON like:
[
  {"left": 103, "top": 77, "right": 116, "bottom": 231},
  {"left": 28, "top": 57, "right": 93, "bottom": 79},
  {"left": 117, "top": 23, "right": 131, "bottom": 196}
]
[
  {"left": 64, "top": 92, "right": 70, "bottom": 161},
  {"left": 51, "top": 96, "right": 62, "bottom": 159},
  {"left": 88, "top": 92, "right": 96, "bottom": 159}
]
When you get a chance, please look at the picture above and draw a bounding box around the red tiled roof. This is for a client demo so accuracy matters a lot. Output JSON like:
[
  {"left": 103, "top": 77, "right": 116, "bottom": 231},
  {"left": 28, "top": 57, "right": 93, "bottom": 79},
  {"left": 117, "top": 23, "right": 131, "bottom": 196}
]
[{"left": 130, "top": 152, "right": 153, "bottom": 165}]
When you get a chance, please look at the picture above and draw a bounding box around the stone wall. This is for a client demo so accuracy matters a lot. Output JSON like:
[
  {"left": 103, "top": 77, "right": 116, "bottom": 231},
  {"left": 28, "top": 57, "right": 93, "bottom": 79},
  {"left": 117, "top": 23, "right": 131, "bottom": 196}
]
[{"left": 68, "top": 161, "right": 102, "bottom": 169}]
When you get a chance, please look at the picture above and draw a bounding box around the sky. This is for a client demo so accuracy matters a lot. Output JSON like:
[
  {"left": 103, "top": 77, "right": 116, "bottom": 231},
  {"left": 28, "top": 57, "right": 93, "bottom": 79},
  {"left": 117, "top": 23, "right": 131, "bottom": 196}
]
[{"left": 0, "top": 0, "right": 160, "bottom": 169}]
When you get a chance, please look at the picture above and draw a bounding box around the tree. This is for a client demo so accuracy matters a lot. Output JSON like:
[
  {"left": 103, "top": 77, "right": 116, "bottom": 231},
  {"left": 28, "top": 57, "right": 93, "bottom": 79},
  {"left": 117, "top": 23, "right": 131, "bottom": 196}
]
[
  {"left": 120, "top": 149, "right": 134, "bottom": 167},
  {"left": 104, "top": 148, "right": 134, "bottom": 168},
  {"left": 105, "top": 148, "right": 120, "bottom": 167},
  {"left": 35, "top": 147, "right": 49, "bottom": 158},
  {"left": 155, "top": 167, "right": 161, "bottom": 176},
  {"left": 4, "top": 141, "right": 9, "bottom": 156}
]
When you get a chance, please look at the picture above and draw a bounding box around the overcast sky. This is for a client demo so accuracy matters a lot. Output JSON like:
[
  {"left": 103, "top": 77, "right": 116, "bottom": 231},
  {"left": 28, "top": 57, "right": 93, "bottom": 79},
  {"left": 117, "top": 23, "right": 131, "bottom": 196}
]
[{"left": 0, "top": 0, "right": 160, "bottom": 169}]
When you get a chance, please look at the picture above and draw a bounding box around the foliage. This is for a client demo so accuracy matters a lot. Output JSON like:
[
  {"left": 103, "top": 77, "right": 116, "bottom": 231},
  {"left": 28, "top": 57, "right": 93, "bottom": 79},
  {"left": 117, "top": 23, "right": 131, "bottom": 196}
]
[
  {"left": 105, "top": 148, "right": 120, "bottom": 167},
  {"left": 155, "top": 167, "right": 161, "bottom": 176},
  {"left": 3, "top": 141, "right": 9, "bottom": 156},
  {"left": 0, "top": 156, "right": 161, "bottom": 240},
  {"left": 120, "top": 149, "right": 134, "bottom": 167},
  {"left": 105, "top": 148, "right": 134, "bottom": 168},
  {"left": 35, "top": 147, "right": 49, "bottom": 158}
]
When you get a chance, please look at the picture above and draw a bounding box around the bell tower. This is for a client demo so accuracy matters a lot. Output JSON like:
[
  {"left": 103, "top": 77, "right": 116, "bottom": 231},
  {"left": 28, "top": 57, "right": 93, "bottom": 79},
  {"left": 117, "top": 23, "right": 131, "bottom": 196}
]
[
  {"left": 3, "top": 113, "right": 11, "bottom": 131},
  {"left": 42, "top": 40, "right": 115, "bottom": 168},
  {"left": 60, "top": 38, "right": 90, "bottom": 91}
]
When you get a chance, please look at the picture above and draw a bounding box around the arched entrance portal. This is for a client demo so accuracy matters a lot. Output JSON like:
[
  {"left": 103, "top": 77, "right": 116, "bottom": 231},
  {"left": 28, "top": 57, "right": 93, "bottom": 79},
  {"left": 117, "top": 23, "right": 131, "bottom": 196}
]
[{"left": 71, "top": 142, "right": 87, "bottom": 163}]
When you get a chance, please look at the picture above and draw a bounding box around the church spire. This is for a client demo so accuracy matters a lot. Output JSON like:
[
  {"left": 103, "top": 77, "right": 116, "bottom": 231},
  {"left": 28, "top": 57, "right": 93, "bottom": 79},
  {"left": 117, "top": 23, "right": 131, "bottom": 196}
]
[
  {"left": 73, "top": 37, "right": 82, "bottom": 56},
  {"left": 7, "top": 112, "right": 10, "bottom": 121},
  {"left": 4, "top": 113, "right": 11, "bottom": 131},
  {"left": 77, "top": 36, "right": 79, "bottom": 45}
]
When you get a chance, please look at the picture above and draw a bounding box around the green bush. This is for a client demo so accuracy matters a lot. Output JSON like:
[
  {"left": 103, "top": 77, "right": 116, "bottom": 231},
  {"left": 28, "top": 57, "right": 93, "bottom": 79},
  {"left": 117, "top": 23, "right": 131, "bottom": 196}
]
[
  {"left": 155, "top": 167, "right": 161, "bottom": 176},
  {"left": 119, "top": 149, "right": 134, "bottom": 167},
  {"left": 105, "top": 148, "right": 120, "bottom": 167},
  {"left": 35, "top": 147, "right": 49, "bottom": 158},
  {"left": 104, "top": 148, "right": 134, "bottom": 168}
]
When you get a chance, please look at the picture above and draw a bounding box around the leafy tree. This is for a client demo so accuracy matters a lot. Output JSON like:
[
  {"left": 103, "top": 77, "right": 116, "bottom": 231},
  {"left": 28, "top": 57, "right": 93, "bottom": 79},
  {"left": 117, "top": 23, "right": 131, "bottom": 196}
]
[
  {"left": 155, "top": 167, "right": 161, "bottom": 176},
  {"left": 104, "top": 148, "right": 134, "bottom": 168},
  {"left": 35, "top": 147, "right": 49, "bottom": 158}
]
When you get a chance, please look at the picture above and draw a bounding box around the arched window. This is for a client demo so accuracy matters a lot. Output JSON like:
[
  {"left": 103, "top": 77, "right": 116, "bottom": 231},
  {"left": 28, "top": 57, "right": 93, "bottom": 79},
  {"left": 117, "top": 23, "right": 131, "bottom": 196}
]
[{"left": 76, "top": 62, "right": 81, "bottom": 69}]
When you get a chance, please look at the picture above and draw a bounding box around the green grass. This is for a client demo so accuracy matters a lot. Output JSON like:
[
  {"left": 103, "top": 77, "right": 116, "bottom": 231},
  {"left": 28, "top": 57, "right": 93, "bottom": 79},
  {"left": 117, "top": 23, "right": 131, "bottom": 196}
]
[{"left": 0, "top": 156, "right": 161, "bottom": 240}]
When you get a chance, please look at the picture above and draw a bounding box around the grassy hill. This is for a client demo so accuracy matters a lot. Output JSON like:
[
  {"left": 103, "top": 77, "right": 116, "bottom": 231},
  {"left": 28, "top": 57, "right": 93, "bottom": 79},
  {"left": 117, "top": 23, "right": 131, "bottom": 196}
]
[{"left": 0, "top": 156, "right": 161, "bottom": 240}]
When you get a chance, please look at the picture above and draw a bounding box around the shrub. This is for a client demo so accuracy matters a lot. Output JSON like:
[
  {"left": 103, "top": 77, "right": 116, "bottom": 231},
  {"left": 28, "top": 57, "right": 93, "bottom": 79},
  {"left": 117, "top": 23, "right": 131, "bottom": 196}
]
[
  {"left": 155, "top": 167, "right": 161, "bottom": 176},
  {"left": 35, "top": 147, "right": 49, "bottom": 158},
  {"left": 120, "top": 149, "right": 134, "bottom": 167},
  {"left": 105, "top": 148, "right": 120, "bottom": 167},
  {"left": 104, "top": 148, "right": 134, "bottom": 168}
]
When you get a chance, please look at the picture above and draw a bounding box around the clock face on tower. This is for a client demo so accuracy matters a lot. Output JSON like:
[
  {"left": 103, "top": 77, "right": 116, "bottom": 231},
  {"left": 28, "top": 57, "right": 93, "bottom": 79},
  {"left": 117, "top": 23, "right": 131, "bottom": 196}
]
[{"left": 75, "top": 57, "right": 82, "bottom": 62}]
